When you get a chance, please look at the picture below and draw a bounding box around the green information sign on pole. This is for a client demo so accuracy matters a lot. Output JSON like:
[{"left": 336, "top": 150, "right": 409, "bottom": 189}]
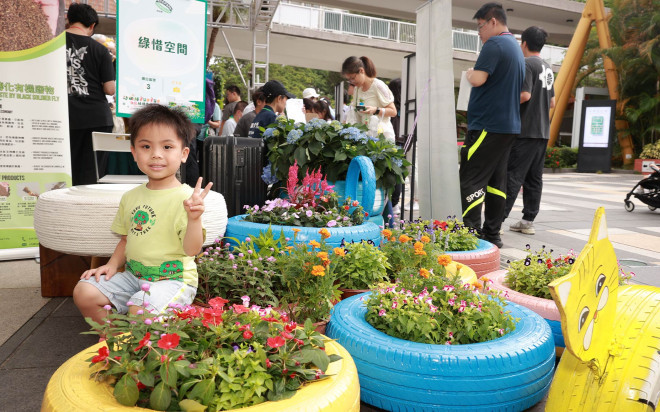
[{"left": 116, "top": 0, "right": 207, "bottom": 123}]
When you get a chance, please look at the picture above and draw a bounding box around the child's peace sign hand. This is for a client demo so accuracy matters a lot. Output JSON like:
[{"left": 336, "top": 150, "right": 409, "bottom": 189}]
[{"left": 183, "top": 177, "right": 213, "bottom": 220}]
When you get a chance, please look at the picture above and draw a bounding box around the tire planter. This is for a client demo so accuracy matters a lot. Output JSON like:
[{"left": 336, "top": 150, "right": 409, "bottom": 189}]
[
  {"left": 488, "top": 270, "right": 565, "bottom": 353},
  {"left": 331, "top": 180, "right": 385, "bottom": 228},
  {"left": 446, "top": 239, "right": 500, "bottom": 278},
  {"left": 224, "top": 215, "right": 381, "bottom": 249},
  {"left": 42, "top": 339, "right": 360, "bottom": 412},
  {"left": 327, "top": 293, "right": 555, "bottom": 411},
  {"left": 546, "top": 285, "right": 660, "bottom": 411}
]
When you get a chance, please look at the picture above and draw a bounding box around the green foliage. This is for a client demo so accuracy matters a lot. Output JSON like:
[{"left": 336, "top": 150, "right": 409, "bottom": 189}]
[
  {"left": 389, "top": 218, "right": 479, "bottom": 252},
  {"left": 639, "top": 138, "right": 660, "bottom": 159},
  {"left": 505, "top": 246, "right": 577, "bottom": 299},
  {"left": 207, "top": 57, "right": 342, "bottom": 107},
  {"left": 378, "top": 231, "right": 448, "bottom": 281},
  {"left": 85, "top": 300, "right": 337, "bottom": 411},
  {"left": 263, "top": 117, "right": 410, "bottom": 194},
  {"left": 365, "top": 270, "right": 517, "bottom": 345},
  {"left": 333, "top": 241, "right": 391, "bottom": 290},
  {"left": 545, "top": 146, "right": 578, "bottom": 168}
]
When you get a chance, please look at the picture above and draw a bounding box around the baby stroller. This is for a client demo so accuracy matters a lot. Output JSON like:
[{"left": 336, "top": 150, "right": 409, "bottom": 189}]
[{"left": 624, "top": 163, "right": 660, "bottom": 212}]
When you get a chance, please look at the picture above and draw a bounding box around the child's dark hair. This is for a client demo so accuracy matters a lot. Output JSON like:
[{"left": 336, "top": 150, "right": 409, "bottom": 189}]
[
  {"left": 521, "top": 26, "right": 548, "bottom": 53},
  {"left": 67, "top": 3, "right": 99, "bottom": 28},
  {"left": 302, "top": 98, "right": 315, "bottom": 112},
  {"left": 251, "top": 88, "right": 265, "bottom": 104},
  {"left": 473, "top": 2, "right": 507, "bottom": 25},
  {"left": 315, "top": 99, "right": 333, "bottom": 121},
  {"left": 129, "top": 104, "right": 194, "bottom": 147},
  {"left": 233, "top": 101, "right": 248, "bottom": 116},
  {"left": 388, "top": 78, "right": 401, "bottom": 111},
  {"left": 341, "top": 56, "right": 377, "bottom": 78}
]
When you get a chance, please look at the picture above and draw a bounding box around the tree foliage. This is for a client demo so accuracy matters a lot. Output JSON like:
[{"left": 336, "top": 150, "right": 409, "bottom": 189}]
[{"left": 207, "top": 57, "right": 343, "bottom": 107}]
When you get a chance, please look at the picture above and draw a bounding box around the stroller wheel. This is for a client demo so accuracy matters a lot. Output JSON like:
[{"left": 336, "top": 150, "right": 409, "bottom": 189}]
[
  {"left": 625, "top": 201, "right": 635, "bottom": 212},
  {"left": 649, "top": 206, "right": 657, "bottom": 211}
]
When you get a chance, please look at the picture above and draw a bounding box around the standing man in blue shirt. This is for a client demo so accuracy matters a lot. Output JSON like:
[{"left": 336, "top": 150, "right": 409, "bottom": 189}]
[{"left": 460, "top": 2, "right": 525, "bottom": 248}]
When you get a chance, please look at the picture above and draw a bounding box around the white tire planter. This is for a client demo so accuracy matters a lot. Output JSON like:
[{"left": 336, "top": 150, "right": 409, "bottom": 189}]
[
  {"left": 447, "top": 240, "right": 500, "bottom": 278},
  {"left": 34, "top": 184, "right": 228, "bottom": 256},
  {"left": 326, "top": 292, "right": 555, "bottom": 411},
  {"left": 488, "top": 270, "right": 565, "bottom": 350},
  {"left": 224, "top": 215, "right": 381, "bottom": 249}
]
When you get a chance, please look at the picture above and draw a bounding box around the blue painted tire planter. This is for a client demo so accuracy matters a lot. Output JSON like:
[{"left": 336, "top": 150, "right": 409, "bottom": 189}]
[
  {"left": 326, "top": 292, "right": 555, "bottom": 411},
  {"left": 330, "top": 180, "right": 385, "bottom": 227},
  {"left": 489, "top": 270, "right": 565, "bottom": 353},
  {"left": 446, "top": 239, "right": 500, "bottom": 278},
  {"left": 224, "top": 215, "right": 381, "bottom": 249},
  {"left": 335, "top": 154, "right": 385, "bottom": 227}
]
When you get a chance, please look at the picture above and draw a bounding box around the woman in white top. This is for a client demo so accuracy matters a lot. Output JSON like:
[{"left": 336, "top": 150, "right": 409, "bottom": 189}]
[{"left": 341, "top": 56, "right": 396, "bottom": 142}]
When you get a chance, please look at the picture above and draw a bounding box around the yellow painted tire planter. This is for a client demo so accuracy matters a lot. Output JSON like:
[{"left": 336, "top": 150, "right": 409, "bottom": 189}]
[
  {"left": 546, "top": 284, "right": 660, "bottom": 412},
  {"left": 42, "top": 339, "right": 360, "bottom": 412}
]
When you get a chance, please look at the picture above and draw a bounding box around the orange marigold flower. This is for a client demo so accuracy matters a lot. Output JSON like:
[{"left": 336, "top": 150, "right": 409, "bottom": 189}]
[
  {"left": 437, "top": 254, "right": 452, "bottom": 266},
  {"left": 414, "top": 249, "right": 427, "bottom": 256},
  {"left": 481, "top": 276, "right": 490, "bottom": 283},
  {"left": 389, "top": 236, "right": 396, "bottom": 242},
  {"left": 399, "top": 234, "right": 411, "bottom": 243},
  {"left": 420, "top": 235, "right": 431, "bottom": 243},
  {"left": 316, "top": 252, "right": 329, "bottom": 260},
  {"left": 309, "top": 240, "right": 321, "bottom": 249},
  {"left": 311, "top": 265, "right": 326, "bottom": 277},
  {"left": 285, "top": 246, "right": 294, "bottom": 251},
  {"left": 381, "top": 229, "right": 393, "bottom": 238},
  {"left": 419, "top": 268, "right": 430, "bottom": 278},
  {"left": 413, "top": 241, "right": 424, "bottom": 250},
  {"left": 333, "top": 247, "right": 346, "bottom": 256},
  {"left": 292, "top": 228, "right": 301, "bottom": 234},
  {"left": 472, "top": 280, "right": 482, "bottom": 289},
  {"left": 318, "top": 228, "right": 331, "bottom": 239},
  {"left": 456, "top": 263, "right": 463, "bottom": 270}
]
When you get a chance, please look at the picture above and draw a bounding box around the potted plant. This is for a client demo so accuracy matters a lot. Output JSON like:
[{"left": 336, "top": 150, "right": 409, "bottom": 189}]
[
  {"left": 262, "top": 117, "right": 410, "bottom": 225},
  {"left": 332, "top": 241, "right": 391, "bottom": 300},
  {"left": 326, "top": 256, "right": 556, "bottom": 411},
  {"left": 46, "top": 295, "right": 360, "bottom": 411},
  {"left": 225, "top": 159, "right": 381, "bottom": 249},
  {"left": 635, "top": 140, "right": 660, "bottom": 174},
  {"left": 488, "top": 244, "right": 634, "bottom": 353},
  {"left": 387, "top": 218, "right": 500, "bottom": 277}
]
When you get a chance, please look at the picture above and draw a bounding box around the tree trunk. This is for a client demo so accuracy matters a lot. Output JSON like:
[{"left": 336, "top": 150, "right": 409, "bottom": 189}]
[{"left": 206, "top": 27, "right": 219, "bottom": 68}]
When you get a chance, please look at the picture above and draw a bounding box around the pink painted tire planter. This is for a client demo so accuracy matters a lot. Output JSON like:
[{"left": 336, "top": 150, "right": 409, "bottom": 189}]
[
  {"left": 488, "top": 270, "right": 564, "bottom": 352},
  {"left": 447, "top": 239, "right": 500, "bottom": 278}
]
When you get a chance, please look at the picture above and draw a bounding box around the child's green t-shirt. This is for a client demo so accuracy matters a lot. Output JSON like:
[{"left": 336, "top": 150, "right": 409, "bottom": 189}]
[{"left": 111, "top": 184, "right": 205, "bottom": 287}]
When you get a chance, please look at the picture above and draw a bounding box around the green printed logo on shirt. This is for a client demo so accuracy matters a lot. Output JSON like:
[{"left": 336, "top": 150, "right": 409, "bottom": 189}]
[
  {"left": 130, "top": 205, "right": 156, "bottom": 235},
  {"left": 127, "top": 259, "right": 184, "bottom": 282}
]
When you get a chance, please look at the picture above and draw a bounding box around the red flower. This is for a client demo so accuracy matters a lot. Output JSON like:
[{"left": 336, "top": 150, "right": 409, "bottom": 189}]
[
  {"left": 114, "top": 356, "right": 121, "bottom": 361},
  {"left": 177, "top": 354, "right": 185, "bottom": 361},
  {"left": 267, "top": 336, "right": 286, "bottom": 348},
  {"left": 364, "top": 212, "right": 369, "bottom": 217},
  {"left": 134, "top": 332, "right": 151, "bottom": 352},
  {"left": 137, "top": 381, "right": 147, "bottom": 391},
  {"left": 438, "top": 221, "right": 448, "bottom": 231},
  {"left": 265, "top": 358, "right": 272, "bottom": 368},
  {"left": 201, "top": 307, "right": 223, "bottom": 327},
  {"left": 232, "top": 304, "right": 250, "bottom": 314},
  {"left": 92, "top": 346, "right": 109, "bottom": 363},
  {"left": 281, "top": 331, "right": 294, "bottom": 339},
  {"left": 208, "top": 297, "right": 229, "bottom": 309},
  {"left": 176, "top": 307, "right": 199, "bottom": 320},
  {"left": 157, "top": 333, "right": 180, "bottom": 350},
  {"left": 263, "top": 316, "right": 280, "bottom": 323},
  {"left": 294, "top": 338, "right": 305, "bottom": 346},
  {"left": 243, "top": 330, "right": 254, "bottom": 339},
  {"left": 289, "top": 373, "right": 296, "bottom": 378},
  {"left": 352, "top": 200, "right": 359, "bottom": 207},
  {"left": 284, "top": 322, "right": 298, "bottom": 333},
  {"left": 344, "top": 205, "right": 350, "bottom": 210},
  {"left": 547, "top": 263, "right": 553, "bottom": 269}
]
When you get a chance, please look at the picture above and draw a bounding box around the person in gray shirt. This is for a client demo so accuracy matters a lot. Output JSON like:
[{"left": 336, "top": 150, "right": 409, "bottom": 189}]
[
  {"left": 503, "top": 26, "right": 556, "bottom": 235},
  {"left": 234, "top": 89, "right": 265, "bottom": 137}
]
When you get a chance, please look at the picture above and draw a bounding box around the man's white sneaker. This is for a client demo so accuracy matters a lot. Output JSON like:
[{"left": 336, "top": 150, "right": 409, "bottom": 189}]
[{"left": 509, "top": 220, "right": 535, "bottom": 235}]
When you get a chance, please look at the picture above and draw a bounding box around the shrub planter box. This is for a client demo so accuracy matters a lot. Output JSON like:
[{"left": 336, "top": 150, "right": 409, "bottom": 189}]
[
  {"left": 634, "top": 158, "right": 660, "bottom": 175},
  {"left": 327, "top": 292, "right": 555, "bottom": 411}
]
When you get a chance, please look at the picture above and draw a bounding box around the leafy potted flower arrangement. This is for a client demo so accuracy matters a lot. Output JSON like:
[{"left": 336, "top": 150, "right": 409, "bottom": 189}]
[
  {"left": 332, "top": 240, "right": 391, "bottom": 300},
  {"left": 43, "top": 293, "right": 361, "bottom": 411},
  {"left": 385, "top": 218, "right": 500, "bottom": 277},
  {"left": 262, "top": 117, "right": 410, "bottom": 226},
  {"left": 488, "top": 244, "right": 635, "bottom": 353},
  {"left": 225, "top": 159, "right": 381, "bottom": 249},
  {"left": 326, "top": 254, "right": 556, "bottom": 411}
]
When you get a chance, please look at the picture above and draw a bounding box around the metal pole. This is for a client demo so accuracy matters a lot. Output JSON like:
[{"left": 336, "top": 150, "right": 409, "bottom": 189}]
[{"left": 221, "top": 30, "right": 248, "bottom": 89}]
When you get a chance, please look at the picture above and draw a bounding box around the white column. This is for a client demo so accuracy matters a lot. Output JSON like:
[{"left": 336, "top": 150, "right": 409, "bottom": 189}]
[{"left": 415, "top": 0, "right": 462, "bottom": 220}]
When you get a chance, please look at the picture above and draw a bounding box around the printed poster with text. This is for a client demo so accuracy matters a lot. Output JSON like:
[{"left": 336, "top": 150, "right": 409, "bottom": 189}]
[
  {"left": 117, "top": 0, "right": 207, "bottom": 123},
  {"left": 0, "top": 4, "right": 70, "bottom": 253}
]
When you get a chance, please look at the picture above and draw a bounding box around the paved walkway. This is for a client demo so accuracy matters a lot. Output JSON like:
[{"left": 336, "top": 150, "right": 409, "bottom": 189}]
[{"left": 1, "top": 171, "right": 657, "bottom": 411}]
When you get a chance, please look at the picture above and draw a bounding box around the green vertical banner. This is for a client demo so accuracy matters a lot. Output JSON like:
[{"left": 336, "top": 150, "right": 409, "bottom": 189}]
[
  {"left": 116, "top": 0, "right": 207, "bottom": 123},
  {"left": 0, "top": 11, "right": 71, "bottom": 258}
]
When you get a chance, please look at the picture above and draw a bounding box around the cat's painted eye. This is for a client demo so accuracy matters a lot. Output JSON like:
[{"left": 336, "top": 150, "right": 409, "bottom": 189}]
[
  {"left": 579, "top": 307, "right": 590, "bottom": 332},
  {"left": 596, "top": 274, "right": 606, "bottom": 295}
]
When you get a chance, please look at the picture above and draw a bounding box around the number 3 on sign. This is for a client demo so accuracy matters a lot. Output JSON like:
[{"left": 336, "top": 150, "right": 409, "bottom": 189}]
[{"left": 145, "top": 83, "right": 151, "bottom": 90}]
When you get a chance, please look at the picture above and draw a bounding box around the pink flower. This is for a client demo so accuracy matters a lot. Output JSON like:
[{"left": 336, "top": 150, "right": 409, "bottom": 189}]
[
  {"left": 241, "top": 295, "right": 250, "bottom": 307},
  {"left": 391, "top": 301, "right": 398, "bottom": 309},
  {"left": 498, "top": 328, "right": 505, "bottom": 335},
  {"left": 327, "top": 220, "right": 337, "bottom": 227},
  {"left": 448, "top": 299, "right": 455, "bottom": 306},
  {"left": 445, "top": 341, "right": 452, "bottom": 345},
  {"left": 458, "top": 306, "right": 465, "bottom": 313},
  {"left": 306, "top": 210, "right": 313, "bottom": 217},
  {"left": 442, "top": 285, "right": 454, "bottom": 292},
  {"left": 141, "top": 283, "right": 150, "bottom": 292},
  {"left": 378, "top": 309, "right": 386, "bottom": 316},
  {"left": 448, "top": 331, "right": 454, "bottom": 338}
]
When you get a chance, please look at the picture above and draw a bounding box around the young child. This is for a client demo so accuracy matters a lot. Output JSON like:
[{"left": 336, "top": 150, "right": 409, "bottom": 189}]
[
  {"left": 247, "top": 80, "right": 295, "bottom": 139},
  {"left": 73, "top": 104, "right": 213, "bottom": 325}
]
